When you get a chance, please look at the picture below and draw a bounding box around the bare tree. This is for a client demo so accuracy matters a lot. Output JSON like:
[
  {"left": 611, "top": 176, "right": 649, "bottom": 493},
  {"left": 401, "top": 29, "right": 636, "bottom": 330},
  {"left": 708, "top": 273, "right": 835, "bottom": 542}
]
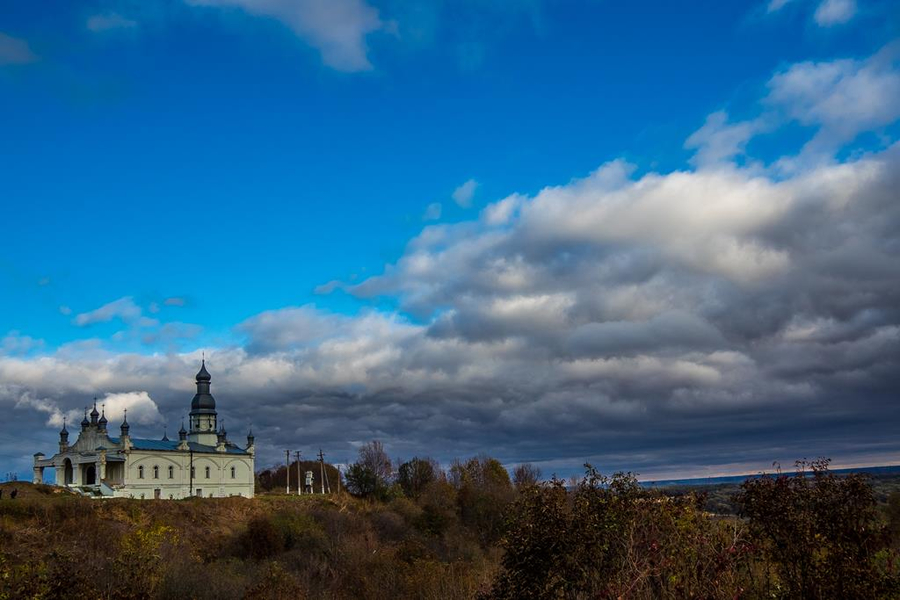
[
  {"left": 513, "top": 463, "right": 542, "bottom": 489},
  {"left": 358, "top": 440, "right": 392, "bottom": 482}
]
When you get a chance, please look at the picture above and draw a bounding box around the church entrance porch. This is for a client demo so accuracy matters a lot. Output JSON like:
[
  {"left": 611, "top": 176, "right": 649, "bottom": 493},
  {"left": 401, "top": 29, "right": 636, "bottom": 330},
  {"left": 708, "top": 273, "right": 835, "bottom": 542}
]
[{"left": 63, "top": 459, "right": 73, "bottom": 485}]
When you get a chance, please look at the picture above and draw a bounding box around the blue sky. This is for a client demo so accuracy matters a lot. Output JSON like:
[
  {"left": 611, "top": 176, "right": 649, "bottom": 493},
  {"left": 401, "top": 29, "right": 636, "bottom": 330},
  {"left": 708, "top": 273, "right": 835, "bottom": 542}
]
[{"left": 2, "top": 0, "right": 899, "bottom": 480}]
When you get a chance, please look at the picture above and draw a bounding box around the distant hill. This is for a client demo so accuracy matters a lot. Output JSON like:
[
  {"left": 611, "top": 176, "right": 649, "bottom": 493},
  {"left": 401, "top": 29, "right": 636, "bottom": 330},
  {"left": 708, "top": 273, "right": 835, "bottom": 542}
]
[{"left": 641, "top": 464, "right": 900, "bottom": 488}]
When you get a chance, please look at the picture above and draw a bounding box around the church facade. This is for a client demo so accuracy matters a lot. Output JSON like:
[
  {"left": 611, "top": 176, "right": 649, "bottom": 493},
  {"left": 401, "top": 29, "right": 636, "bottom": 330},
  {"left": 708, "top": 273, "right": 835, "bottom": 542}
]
[{"left": 33, "top": 362, "right": 255, "bottom": 499}]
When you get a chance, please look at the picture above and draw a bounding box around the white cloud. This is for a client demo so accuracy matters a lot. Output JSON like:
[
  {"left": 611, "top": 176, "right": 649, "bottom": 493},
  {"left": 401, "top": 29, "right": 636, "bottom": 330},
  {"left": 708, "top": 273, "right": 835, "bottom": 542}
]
[
  {"left": 99, "top": 391, "right": 163, "bottom": 426},
  {"left": 767, "top": 0, "right": 795, "bottom": 12},
  {"left": 187, "top": 0, "right": 386, "bottom": 72},
  {"left": 685, "top": 110, "right": 766, "bottom": 167},
  {"left": 422, "top": 202, "right": 442, "bottom": 221},
  {"left": 813, "top": 0, "right": 857, "bottom": 26},
  {"left": 481, "top": 194, "right": 524, "bottom": 225},
  {"left": 0, "top": 32, "right": 37, "bottom": 65},
  {"left": 1, "top": 331, "right": 44, "bottom": 356},
  {"left": 766, "top": 47, "right": 900, "bottom": 158},
  {"left": 87, "top": 13, "right": 138, "bottom": 32},
  {"left": 164, "top": 296, "right": 187, "bottom": 307},
  {"left": 452, "top": 179, "right": 479, "bottom": 207},
  {"left": 73, "top": 297, "right": 145, "bottom": 327}
]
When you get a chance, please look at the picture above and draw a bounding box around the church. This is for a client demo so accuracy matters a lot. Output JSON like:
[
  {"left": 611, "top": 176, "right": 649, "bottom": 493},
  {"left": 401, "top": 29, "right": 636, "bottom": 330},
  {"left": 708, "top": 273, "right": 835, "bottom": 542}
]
[{"left": 32, "top": 361, "right": 255, "bottom": 499}]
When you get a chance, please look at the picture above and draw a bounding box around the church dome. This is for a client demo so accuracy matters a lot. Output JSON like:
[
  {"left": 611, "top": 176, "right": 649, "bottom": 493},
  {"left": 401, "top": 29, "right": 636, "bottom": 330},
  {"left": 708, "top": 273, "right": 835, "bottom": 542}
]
[
  {"left": 196, "top": 360, "right": 211, "bottom": 382},
  {"left": 191, "top": 391, "right": 216, "bottom": 411},
  {"left": 190, "top": 360, "right": 217, "bottom": 414}
]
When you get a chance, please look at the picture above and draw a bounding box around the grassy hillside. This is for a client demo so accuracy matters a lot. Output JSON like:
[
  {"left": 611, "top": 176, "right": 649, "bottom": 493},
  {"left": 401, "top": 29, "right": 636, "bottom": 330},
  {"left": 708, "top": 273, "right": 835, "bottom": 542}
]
[
  {"left": 2, "top": 461, "right": 899, "bottom": 599},
  {"left": 0, "top": 483, "right": 497, "bottom": 599}
]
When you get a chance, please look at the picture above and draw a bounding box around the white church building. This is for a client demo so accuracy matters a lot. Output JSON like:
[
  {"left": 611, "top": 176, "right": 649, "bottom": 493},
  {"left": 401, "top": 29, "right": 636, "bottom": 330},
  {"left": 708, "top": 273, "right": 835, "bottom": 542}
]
[{"left": 33, "top": 361, "right": 255, "bottom": 499}]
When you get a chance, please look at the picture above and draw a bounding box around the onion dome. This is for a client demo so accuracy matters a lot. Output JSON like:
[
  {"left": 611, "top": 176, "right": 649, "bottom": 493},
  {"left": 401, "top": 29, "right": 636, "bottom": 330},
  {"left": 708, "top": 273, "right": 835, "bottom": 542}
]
[
  {"left": 98, "top": 407, "right": 108, "bottom": 430},
  {"left": 196, "top": 359, "right": 211, "bottom": 382},
  {"left": 161, "top": 427, "right": 169, "bottom": 442},
  {"left": 247, "top": 428, "right": 255, "bottom": 446},
  {"left": 190, "top": 359, "right": 217, "bottom": 415},
  {"left": 81, "top": 408, "right": 90, "bottom": 430},
  {"left": 59, "top": 418, "right": 69, "bottom": 442},
  {"left": 179, "top": 420, "right": 187, "bottom": 441},
  {"left": 90, "top": 400, "right": 100, "bottom": 425},
  {"left": 120, "top": 409, "right": 130, "bottom": 436}
]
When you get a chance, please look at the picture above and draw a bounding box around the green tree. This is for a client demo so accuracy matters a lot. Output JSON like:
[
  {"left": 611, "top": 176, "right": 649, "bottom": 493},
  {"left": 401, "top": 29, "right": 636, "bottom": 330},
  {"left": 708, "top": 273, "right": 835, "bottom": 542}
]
[
  {"left": 397, "top": 457, "right": 438, "bottom": 499},
  {"left": 737, "top": 458, "right": 893, "bottom": 599},
  {"left": 450, "top": 456, "right": 514, "bottom": 544},
  {"left": 345, "top": 440, "right": 392, "bottom": 499}
]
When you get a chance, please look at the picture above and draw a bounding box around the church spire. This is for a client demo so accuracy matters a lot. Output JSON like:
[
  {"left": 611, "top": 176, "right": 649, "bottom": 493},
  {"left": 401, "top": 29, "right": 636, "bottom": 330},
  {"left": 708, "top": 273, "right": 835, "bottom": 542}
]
[
  {"left": 189, "top": 359, "right": 217, "bottom": 434},
  {"left": 120, "top": 408, "right": 130, "bottom": 437}
]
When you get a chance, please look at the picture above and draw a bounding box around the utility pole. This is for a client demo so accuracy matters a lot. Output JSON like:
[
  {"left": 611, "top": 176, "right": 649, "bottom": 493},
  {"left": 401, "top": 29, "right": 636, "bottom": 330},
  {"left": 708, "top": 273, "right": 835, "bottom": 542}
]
[
  {"left": 318, "top": 449, "right": 330, "bottom": 494},
  {"left": 285, "top": 449, "right": 291, "bottom": 495},
  {"left": 189, "top": 448, "right": 194, "bottom": 498},
  {"left": 294, "top": 451, "right": 302, "bottom": 495}
]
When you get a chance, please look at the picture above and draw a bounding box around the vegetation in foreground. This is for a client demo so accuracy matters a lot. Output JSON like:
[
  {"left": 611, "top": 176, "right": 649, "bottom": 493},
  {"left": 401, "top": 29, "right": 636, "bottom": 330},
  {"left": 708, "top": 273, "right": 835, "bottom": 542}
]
[{"left": 1, "top": 450, "right": 899, "bottom": 599}]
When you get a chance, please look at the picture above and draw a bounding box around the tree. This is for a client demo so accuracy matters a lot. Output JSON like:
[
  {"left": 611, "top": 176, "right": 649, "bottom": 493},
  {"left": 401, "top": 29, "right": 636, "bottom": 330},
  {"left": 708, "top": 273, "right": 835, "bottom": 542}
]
[
  {"left": 358, "top": 440, "right": 392, "bottom": 483},
  {"left": 344, "top": 463, "right": 380, "bottom": 498},
  {"left": 450, "top": 455, "right": 514, "bottom": 544},
  {"left": 397, "top": 457, "right": 438, "bottom": 499},
  {"left": 512, "top": 463, "right": 542, "bottom": 490},
  {"left": 737, "top": 458, "right": 892, "bottom": 599},
  {"left": 344, "top": 440, "right": 392, "bottom": 499}
]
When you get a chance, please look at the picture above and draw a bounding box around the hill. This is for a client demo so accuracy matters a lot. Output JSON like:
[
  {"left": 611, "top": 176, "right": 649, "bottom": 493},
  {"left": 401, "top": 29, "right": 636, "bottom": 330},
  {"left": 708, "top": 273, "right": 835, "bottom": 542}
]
[{"left": 0, "top": 483, "right": 496, "bottom": 599}]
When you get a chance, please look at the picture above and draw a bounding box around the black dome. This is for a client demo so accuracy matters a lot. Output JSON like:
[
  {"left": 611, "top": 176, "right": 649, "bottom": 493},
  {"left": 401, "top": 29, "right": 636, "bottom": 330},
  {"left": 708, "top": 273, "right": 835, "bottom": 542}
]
[
  {"left": 191, "top": 393, "right": 216, "bottom": 411},
  {"left": 196, "top": 360, "right": 211, "bottom": 382},
  {"left": 190, "top": 360, "right": 217, "bottom": 414}
]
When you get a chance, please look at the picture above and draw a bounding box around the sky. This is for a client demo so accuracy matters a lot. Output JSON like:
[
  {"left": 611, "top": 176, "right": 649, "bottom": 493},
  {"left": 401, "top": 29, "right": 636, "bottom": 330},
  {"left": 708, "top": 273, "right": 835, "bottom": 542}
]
[{"left": 1, "top": 0, "right": 899, "bottom": 482}]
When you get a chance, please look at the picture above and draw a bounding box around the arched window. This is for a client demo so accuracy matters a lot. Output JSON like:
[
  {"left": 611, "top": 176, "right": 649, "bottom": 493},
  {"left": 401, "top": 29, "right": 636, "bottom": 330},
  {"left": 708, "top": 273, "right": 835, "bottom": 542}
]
[
  {"left": 231, "top": 466, "right": 236, "bottom": 479},
  {"left": 153, "top": 465, "right": 159, "bottom": 479},
  {"left": 205, "top": 466, "right": 211, "bottom": 479},
  {"left": 168, "top": 465, "right": 174, "bottom": 479},
  {"left": 138, "top": 465, "right": 144, "bottom": 479}
]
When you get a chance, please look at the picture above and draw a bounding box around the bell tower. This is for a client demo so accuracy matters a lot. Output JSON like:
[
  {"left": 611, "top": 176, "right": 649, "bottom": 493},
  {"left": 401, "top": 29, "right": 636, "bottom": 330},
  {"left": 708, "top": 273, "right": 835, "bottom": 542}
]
[{"left": 188, "top": 359, "right": 219, "bottom": 445}]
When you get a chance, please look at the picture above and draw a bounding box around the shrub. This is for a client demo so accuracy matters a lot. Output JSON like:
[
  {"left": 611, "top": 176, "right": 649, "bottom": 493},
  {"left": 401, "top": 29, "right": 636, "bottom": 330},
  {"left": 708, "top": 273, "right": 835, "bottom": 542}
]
[
  {"left": 486, "top": 465, "right": 757, "bottom": 599},
  {"left": 737, "top": 458, "right": 898, "bottom": 599},
  {"left": 239, "top": 516, "right": 284, "bottom": 560}
]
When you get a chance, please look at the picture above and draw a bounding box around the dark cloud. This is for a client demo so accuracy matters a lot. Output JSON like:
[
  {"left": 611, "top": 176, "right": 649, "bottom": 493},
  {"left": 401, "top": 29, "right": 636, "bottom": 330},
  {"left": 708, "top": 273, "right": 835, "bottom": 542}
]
[{"left": 3, "top": 51, "right": 900, "bottom": 481}]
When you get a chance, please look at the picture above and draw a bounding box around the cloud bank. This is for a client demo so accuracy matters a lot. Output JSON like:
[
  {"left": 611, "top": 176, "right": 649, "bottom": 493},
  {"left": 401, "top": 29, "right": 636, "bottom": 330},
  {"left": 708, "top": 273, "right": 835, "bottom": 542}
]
[{"left": 2, "top": 46, "right": 899, "bottom": 480}]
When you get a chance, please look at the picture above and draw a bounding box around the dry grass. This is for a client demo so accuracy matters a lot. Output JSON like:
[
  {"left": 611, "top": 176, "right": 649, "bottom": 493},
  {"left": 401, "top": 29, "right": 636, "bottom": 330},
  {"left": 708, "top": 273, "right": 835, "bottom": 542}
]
[{"left": 0, "top": 483, "right": 497, "bottom": 600}]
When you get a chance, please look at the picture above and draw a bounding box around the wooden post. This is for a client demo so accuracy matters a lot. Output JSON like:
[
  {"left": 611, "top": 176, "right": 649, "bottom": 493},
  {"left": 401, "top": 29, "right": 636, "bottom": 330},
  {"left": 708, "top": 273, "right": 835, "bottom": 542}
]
[{"left": 319, "top": 448, "right": 325, "bottom": 494}]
